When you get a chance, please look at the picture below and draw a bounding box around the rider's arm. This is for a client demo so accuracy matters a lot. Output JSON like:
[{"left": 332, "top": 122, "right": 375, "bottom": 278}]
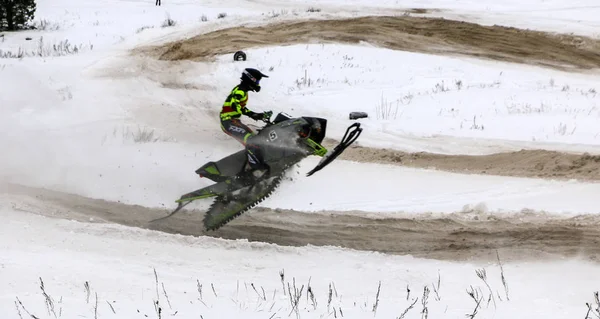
[
  {"left": 244, "top": 109, "right": 262, "bottom": 120},
  {"left": 239, "top": 101, "right": 267, "bottom": 121},
  {"left": 230, "top": 92, "right": 262, "bottom": 120}
]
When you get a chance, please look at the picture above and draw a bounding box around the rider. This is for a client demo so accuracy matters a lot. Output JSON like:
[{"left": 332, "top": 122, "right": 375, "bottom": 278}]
[{"left": 220, "top": 68, "right": 273, "bottom": 174}]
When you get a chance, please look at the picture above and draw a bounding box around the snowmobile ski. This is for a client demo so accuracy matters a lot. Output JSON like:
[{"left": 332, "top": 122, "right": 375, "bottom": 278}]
[
  {"left": 148, "top": 189, "right": 217, "bottom": 223},
  {"left": 306, "top": 122, "right": 362, "bottom": 176},
  {"left": 175, "top": 190, "right": 217, "bottom": 203},
  {"left": 148, "top": 201, "right": 192, "bottom": 223}
]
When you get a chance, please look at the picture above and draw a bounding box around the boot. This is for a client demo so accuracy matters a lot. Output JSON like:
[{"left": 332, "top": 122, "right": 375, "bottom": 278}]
[
  {"left": 232, "top": 148, "right": 269, "bottom": 186},
  {"left": 246, "top": 149, "right": 270, "bottom": 177}
]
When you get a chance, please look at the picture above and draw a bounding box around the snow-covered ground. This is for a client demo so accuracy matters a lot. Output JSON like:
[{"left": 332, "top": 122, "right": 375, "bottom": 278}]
[
  {"left": 266, "top": 159, "right": 600, "bottom": 215},
  {"left": 4, "top": 149, "right": 600, "bottom": 216},
  {"left": 3, "top": 23, "right": 600, "bottom": 216},
  {"left": 3, "top": 209, "right": 600, "bottom": 319},
  {"left": 259, "top": 0, "right": 600, "bottom": 37},
  {"left": 2, "top": 0, "right": 600, "bottom": 318},
  {"left": 207, "top": 44, "right": 600, "bottom": 152},
  {"left": 2, "top": 0, "right": 600, "bottom": 57}
]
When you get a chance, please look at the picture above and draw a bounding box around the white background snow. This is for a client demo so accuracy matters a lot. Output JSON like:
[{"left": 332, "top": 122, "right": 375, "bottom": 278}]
[{"left": 1, "top": 0, "right": 600, "bottom": 318}]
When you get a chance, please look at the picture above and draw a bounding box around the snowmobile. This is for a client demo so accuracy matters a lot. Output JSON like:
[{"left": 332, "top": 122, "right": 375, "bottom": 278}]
[{"left": 150, "top": 112, "right": 362, "bottom": 230}]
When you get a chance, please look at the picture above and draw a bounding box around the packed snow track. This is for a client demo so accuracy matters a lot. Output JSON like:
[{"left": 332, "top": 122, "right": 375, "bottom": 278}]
[{"left": 5, "top": 183, "right": 600, "bottom": 263}]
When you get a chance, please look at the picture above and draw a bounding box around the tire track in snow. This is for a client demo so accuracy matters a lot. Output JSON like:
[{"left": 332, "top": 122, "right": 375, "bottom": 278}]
[
  {"left": 141, "top": 15, "right": 600, "bottom": 71},
  {"left": 320, "top": 139, "right": 600, "bottom": 182},
  {"left": 4, "top": 183, "right": 600, "bottom": 263}
]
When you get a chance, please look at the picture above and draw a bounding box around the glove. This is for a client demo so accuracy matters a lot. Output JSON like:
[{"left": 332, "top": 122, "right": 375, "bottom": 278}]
[
  {"left": 247, "top": 111, "right": 262, "bottom": 121},
  {"left": 248, "top": 110, "right": 272, "bottom": 122},
  {"left": 262, "top": 110, "right": 273, "bottom": 120}
]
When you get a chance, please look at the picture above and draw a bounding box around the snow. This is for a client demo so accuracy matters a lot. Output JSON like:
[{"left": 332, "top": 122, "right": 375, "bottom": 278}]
[
  {"left": 10, "top": 45, "right": 600, "bottom": 154},
  {"left": 2, "top": 56, "right": 599, "bottom": 215},
  {"left": 0, "top": 0, "right": 264, "bottom": 54},
  {"left": 2, "top": 209, "right": 600, "bottom": 319},
  {"left": 252, "top": 0, "right": 600, "bottom": 37},
  {"left": 2, "top": 0, "right": 599, "bottom": 57},
  {"left": 6, "top": 41, "right": 598, "bottom": 213},
  {"left": 5, "top": 141, "right": 600, "bottom": 215},
  {"left": 207, "top": 43, "right": 600, "bottom": 153},
  {"left": 2, "top": 0, "right": 600, "bottom": 318},
  {"left": 263, "top": 159, "right": 600, "bottom": 215}
]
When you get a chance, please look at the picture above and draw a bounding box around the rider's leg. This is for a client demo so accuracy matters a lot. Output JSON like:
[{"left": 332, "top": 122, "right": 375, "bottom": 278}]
[
  {"left": 221, "top": 119, "right": 268, "bottom": 173},
  {"left": 220, "top": 118, "right": 254, "bottom": 145},
  {"left": 245, "top": 137, "right": 268, "bottom": 170}
]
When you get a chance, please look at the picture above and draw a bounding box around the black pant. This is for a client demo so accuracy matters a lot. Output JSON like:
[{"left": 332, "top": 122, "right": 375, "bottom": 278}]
[
  {"left": 221, "top": 118, "right": 265, "bottom": 170},
  {"left": 220, "top": 118, "right": 253, "bottom": 145}
]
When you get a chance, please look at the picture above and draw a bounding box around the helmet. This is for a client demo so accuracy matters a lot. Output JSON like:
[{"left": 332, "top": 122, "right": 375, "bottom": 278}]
[{"left": 241, "top": 68, "right": 269, "bottom": 92}]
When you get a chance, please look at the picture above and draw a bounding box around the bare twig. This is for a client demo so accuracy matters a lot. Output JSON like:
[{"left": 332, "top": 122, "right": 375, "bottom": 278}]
[
  {"left": 84, "top": 281, "right": 91, "bottom": 304},
  {"left": 211, "top": 283, "right": 217, "bottom": 297},
  {"left": 585, "top": 303, "right": 593, "bottom": 319},
  {"left": 307, "top": 278, "right": 317, "bottom": 310},
  {"left": 466, "top": 285, "right": 483, "bottom": 318},
  {"left": 476, "top": 268, "right": 497, "bottom": 309},
  {"left": 287, "top": 283, "right": 295, "bottom": 316},
  {"left": 306, "top": 277, "right": 311, "bottom": 303},
  {"left": 161, "top": 283, "right": 172, "bottom": 309},
  {"left": 398, "top": 298, "right": 418, "bottom": 319},
  {"left": 153, "top": 300, "right": 162, "bottom": 319},
  {"left": 94, "top": 292, "right": 98, "bottom": 319},
  {"left": 197, "top": 280, "right": 203, "bottom": 301},
  {"left": 15, "top": 300, "right": 24, "bottom": 319},
  {"left": 496, "top": 250, "right": 510, "bottom": 301},
  {"left": 15, "top": 297, "right": 40, "bottom": 319},
  {"left": 375, "top": 93, "right": 400, "bottom": 120},
  {"left": 332, "top": 282, "right": 338, "bottom": 297},
  {"left": 153, "top": 269, "right": 162, "bottom": 319},
  {"left": 251, "top": 283, "right": 265, "bottom": 301},
  {"left": 106, "top": 301, "right": 116, "bottom": 314},
  {"left": 594, "top": 292, "right": 600, "bottom": 315},
  {"left": 406, "top": 284, "right": 411, "bottom": 301},
  {"left": 287, "top": 278, "right": 304, "bottom": 318},
  {"left": 153, "top": 268, "right": 159, "bottom": 300},
  {"left": 432, "top": 271, "right": 441, "bottom": 301},
  {"left": 327, "top": 283, "right": 333, "bottom": 311},
  {"left": 280, "top": 270, "right": 286, "bottom": 296},
  {"left": 585, "top": 292, "right": 600, "bottom": 319},
  {"left": 372, "top": 281, "right": 381, "bottom": 316},
  {"left": 421, "top": 286, "right": 430, "bottom": 319},
  {"left": 39, "top": 278, "right": 58, "bottom": 318},
  {"left": 194, "top": 281, "right": 209, "bottom": 308},
  {"left": 308, "top": 286, "right": 317, "bottom": 310}
]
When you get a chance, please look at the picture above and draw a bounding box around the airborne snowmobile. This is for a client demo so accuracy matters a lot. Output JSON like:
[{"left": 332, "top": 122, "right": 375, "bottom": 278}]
[{"left": 150, "top": 112, "right": 362, "bottom": 230}]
